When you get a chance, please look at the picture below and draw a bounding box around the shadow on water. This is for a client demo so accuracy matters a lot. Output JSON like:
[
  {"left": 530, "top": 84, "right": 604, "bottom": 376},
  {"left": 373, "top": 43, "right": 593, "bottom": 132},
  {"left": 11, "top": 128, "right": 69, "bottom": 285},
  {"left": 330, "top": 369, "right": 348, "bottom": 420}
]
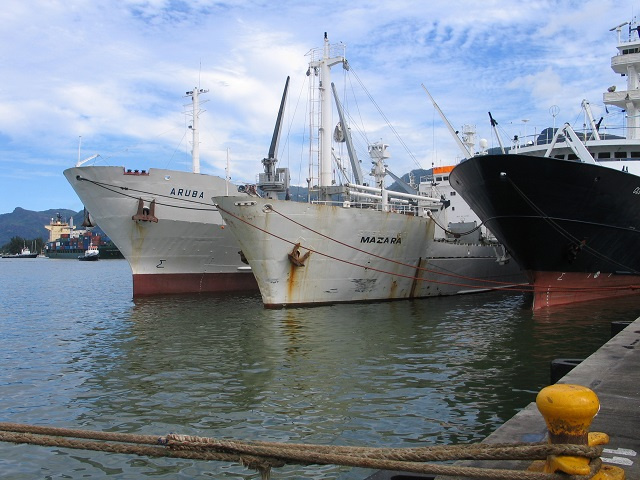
[{"left": 2, "top": 260, "right": 640, "bottom": 479}]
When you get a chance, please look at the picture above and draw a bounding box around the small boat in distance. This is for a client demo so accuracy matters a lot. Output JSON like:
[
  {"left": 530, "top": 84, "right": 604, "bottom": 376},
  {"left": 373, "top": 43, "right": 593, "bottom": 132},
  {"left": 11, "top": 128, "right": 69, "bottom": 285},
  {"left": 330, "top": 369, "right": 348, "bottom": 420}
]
[
  {"left": 449, "top": 19, "right": 640, "bottom": 309},
  {"left": 2, "top": 245, "right": 38, "bottom": 259},
  {"left": 78, "top": 243, "right": 99, "bottom": 261}
]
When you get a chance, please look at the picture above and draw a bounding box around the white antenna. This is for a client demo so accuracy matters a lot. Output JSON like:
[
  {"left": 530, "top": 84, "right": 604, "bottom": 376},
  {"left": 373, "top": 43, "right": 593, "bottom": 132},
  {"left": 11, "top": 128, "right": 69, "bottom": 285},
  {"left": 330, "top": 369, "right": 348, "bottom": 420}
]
[
  {"left": 75, "top": 135, "right": 99, "bottom": 167},
  {"left": 185, "top": 87, "right": 209, "bottom": 174},
  {"left": 610, "top": 21, "right": 629, "bottom": 43}
]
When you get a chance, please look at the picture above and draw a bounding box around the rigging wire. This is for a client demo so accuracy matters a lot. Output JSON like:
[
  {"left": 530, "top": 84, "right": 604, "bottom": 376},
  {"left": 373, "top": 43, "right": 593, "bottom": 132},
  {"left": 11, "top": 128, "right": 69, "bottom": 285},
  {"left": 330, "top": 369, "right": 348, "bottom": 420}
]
[
  {"left": 229, "top": 201, "right": 640, "bottom": 294},
  {"left": 276, "top": 71, "right": 309, "bottom": 188},
  {"left": 215, "top": 201, "right": 526, "bottom": 290},
  {"left": 427, "top": 210, "right": 485, "bottom": 237},
  {"left": 503, "top": 175, "right": 640, "bottom": 275},
  {"left": 78, "top": 173, "right": 640, "bottom": 294},
  {"left": 76, "top": 177, "right": 220, "bottom": 212},
  {"left": 166, "top": 129, "right": 189, "bottom": 170},
  {"left": 344, "top": 67, "right": 370, "bottom": 150},
  {"left": 348, "top": 66, "right": 423, "bottom": 171},
  {"left": 76, "top": 172, "right": 521, "bottom": 289}
]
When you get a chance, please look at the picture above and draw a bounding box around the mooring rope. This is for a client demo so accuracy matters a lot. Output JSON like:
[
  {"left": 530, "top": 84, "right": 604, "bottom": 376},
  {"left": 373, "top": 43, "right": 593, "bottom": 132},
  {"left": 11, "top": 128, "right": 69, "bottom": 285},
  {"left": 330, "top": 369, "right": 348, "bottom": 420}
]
[
  {"left": 265, "top": 205, "right": 640, "bottom": 294},
  {"left": 426, "top": 209, "right": 485, "bottom": 237},
  {"left": 216, "top": 202, "right": 640, "bottom": 298},
  {"left": 76, "top": 175, "right": 219, "bottom": 212},
  {"left": 215, "top": 202, "right": 531, "bottom": 294},
  {"left": 77, "top": 174, "right": 640, "bottom": 296},
  {"left": 78, "top": 174, "right": 523, "bottom": 290},
  {"left": 0, "top": 423, "right": 603, "bottom": 480},
  {"left": 217, "top": 202, "right": 640, "bottom": 297},
  {"left": 501, "top": 174, "right": 640, "bottom": 275},
  {"left": 266, "top": 205, "right": 519, "bottom": 287}
]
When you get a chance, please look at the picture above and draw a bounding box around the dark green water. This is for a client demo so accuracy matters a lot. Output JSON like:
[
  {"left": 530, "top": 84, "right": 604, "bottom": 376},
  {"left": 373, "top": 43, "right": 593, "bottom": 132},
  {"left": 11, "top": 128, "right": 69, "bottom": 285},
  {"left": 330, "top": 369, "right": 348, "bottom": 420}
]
[{"left": 1, "top": 258, "right": 638, "bottom": 479}]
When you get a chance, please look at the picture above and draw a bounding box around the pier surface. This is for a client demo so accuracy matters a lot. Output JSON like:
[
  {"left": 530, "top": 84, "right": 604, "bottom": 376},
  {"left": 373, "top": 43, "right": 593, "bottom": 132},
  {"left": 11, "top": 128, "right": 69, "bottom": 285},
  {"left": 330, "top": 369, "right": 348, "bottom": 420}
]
[{"left": 366, "top": 317, "right": 640, "bottom": 479}]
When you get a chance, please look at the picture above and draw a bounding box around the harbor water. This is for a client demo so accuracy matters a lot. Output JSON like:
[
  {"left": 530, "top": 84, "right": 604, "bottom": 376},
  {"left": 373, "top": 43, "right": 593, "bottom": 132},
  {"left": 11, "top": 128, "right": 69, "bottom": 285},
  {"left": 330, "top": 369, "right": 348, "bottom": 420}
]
[{"left": 1, "top": 258, "right": 639, "bottom": 479}]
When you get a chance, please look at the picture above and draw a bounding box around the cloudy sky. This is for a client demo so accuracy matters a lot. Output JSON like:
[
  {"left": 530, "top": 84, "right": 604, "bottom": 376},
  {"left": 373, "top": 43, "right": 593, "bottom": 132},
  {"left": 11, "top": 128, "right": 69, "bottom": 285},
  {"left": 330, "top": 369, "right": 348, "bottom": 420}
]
[{"left": 0, "top": 0, "right": 637, "bottom": 214}]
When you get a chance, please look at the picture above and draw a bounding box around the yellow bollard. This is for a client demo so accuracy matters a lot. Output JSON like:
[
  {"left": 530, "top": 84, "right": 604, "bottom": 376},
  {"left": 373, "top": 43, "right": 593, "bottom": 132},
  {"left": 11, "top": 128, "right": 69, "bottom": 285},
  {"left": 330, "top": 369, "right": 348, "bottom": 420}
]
[{"left": 528, "top": 384, "right": 625, "bottom": 479}]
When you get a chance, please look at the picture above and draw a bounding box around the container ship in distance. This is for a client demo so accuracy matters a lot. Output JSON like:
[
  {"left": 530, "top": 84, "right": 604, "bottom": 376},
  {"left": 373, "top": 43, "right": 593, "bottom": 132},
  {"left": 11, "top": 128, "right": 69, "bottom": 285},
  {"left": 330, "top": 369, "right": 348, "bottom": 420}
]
[
  {"left": 214, "top": 34, "right": 526, "bottom": 308},
  {"left": 44, "top": 213, "right": 123, "bottom": 259},
  {"left": 64, "top": 88, "right": 257, "bottom": 296},
  {"left": 449, "top": 19, "right": 640, "bottom": 309}
]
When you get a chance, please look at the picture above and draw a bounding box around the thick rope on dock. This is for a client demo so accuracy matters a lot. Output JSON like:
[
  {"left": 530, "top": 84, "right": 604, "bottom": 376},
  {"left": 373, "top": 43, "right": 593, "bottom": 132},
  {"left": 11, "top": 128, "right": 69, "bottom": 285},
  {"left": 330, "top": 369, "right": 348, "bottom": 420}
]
[{"left": 0, "top": 422, "right": 603, "bottom": 480}]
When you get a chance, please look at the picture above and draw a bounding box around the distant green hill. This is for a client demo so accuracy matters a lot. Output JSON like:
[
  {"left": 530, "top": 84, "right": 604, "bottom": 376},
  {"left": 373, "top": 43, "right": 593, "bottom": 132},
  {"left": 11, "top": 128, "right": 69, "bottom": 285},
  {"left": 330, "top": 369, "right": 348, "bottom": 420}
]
[
  {"left": 0, "top": 208, "right": 85, "bottom": 246},
  {"left": 388, "top": 169, "right": 430, "bottom": 191}
]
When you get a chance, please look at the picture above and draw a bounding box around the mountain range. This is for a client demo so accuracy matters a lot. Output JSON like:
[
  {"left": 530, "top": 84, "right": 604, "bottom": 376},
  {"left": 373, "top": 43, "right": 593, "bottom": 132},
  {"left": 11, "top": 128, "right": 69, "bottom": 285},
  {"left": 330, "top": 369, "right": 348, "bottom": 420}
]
[{"left": 0, "top": 208, "right": 86, "bottom": 246}]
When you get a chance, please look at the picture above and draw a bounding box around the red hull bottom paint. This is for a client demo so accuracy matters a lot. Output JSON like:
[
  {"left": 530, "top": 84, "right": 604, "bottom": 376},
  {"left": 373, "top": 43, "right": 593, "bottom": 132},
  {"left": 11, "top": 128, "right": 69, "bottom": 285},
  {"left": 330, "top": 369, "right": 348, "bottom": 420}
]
[
  {"left": 132, "top": 272, "right": 258, "bottom": 297},
  {"left": 532, "top": 271, "right": 640, "bottom": 309}
]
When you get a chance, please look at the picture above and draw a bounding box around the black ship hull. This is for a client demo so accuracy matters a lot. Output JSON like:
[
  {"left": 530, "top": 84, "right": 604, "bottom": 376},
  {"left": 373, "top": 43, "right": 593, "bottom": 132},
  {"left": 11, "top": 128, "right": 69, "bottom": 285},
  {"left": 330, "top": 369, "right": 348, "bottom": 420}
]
[{"left": 450, "top": 153, "right": 640, "bottom": 308}]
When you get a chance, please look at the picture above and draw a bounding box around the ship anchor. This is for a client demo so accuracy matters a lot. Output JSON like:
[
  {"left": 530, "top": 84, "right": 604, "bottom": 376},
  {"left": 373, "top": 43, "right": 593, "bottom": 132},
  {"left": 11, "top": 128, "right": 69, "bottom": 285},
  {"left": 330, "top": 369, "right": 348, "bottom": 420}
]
[
  {"left": 132, "top": 198, "right": 158, "bottom": 223},
  {"left": 288, "top": 243, "right": 310, "bottom": 267}
]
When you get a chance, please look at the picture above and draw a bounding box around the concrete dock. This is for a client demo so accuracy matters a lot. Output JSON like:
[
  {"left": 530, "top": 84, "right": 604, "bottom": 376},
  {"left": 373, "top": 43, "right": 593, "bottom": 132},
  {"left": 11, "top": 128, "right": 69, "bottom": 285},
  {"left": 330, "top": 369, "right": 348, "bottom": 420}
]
[{"left": 366, "top": 317, "right": 640, "bottom": 479}]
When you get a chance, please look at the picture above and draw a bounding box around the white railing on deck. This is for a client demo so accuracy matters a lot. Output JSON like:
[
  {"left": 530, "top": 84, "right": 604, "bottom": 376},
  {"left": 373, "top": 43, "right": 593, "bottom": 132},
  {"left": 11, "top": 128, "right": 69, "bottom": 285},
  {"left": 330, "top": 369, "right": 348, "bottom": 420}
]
[
  {"left": 311, "top": 200, "right": 423, "bottom": 215},
  {"left": 512, "top": 125, "right": 633, "bottom": 151}
]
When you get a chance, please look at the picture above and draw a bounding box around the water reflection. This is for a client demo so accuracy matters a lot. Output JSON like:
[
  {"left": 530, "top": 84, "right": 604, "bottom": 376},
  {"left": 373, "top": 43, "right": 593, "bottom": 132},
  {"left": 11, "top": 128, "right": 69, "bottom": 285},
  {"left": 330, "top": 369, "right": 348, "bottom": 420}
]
[
  {"left": 58, "top": 292, "right": 640, "bottom": 479},
  {"left": 2, "top": 259, "right": 640, "bottom": 478}
]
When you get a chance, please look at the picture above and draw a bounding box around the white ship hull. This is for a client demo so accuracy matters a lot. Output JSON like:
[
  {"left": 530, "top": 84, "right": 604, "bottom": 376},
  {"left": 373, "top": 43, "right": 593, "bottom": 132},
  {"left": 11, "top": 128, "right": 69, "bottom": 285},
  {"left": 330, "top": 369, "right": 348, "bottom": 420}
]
[
  {"left": 64, "top": 166, "right": 257, "bottom": 296},
  {"left": 214, "top": 196, "right": 524, "bottom": 307}
]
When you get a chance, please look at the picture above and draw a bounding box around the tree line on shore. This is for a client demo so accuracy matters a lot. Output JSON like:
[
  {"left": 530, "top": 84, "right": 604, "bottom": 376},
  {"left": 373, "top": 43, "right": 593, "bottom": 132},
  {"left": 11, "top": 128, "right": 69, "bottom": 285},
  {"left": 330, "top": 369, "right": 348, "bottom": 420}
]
[{"left": 1, "top": 236, "right": 45, "bottom": 255}]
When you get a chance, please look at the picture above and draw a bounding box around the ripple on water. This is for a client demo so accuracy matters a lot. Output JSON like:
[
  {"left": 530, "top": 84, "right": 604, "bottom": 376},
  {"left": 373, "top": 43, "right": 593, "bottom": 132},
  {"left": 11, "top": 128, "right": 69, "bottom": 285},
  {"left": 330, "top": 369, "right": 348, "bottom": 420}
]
[{"left": 2, "top": 260, "right": 640, "bottom": 478}]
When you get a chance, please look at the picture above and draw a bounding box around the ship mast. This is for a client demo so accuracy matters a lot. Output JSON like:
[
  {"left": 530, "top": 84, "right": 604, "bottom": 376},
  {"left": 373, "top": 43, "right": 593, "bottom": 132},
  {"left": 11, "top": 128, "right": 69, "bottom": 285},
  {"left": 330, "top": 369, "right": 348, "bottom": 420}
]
[
  {"left": 185, "top": 87, "right": 209, "bottom": 174},
  {"left": 308, "top": 33, "right": 348, "bottom": 198}
]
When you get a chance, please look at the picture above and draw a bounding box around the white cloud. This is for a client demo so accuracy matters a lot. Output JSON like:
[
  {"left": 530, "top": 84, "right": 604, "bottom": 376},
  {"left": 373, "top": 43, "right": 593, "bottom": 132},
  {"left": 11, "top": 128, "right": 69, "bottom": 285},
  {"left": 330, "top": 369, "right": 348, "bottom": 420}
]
[{"left": 0, "top": 0, "right": 635, "bottom": 213}]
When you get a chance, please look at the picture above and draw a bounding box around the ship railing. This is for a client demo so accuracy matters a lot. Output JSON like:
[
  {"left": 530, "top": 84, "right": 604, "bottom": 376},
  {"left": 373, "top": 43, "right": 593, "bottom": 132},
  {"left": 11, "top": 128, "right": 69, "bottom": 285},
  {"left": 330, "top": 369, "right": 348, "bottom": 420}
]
[
  {"left": 311, "top": 199, "right": 422, "bottom": 215},
  {"left": 511, "top": 124, "right": 631, "bottom": 153},
  {"left": 305, "top": 41, "right": 347, "bottom": 64}
]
